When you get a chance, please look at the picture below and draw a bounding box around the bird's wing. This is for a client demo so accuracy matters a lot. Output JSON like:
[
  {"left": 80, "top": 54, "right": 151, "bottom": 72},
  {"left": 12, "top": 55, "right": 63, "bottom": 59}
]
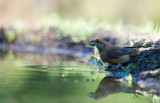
[{"left": 105, "top": 46, "right": 138, "bottom": 59}]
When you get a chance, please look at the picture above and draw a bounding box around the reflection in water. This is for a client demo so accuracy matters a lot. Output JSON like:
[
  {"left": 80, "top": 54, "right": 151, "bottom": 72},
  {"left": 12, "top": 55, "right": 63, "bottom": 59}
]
[
  {"left": 89, "top": 76, "right": 140, "bottom": 99},
  {"left": 0, "top": 52, "right": 157, "bottom": 103}
]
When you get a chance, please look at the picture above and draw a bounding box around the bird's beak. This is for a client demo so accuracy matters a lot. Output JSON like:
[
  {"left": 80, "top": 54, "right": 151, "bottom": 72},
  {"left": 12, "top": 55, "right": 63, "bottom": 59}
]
[{"left": 89, "top": 40, "right": 96, "bottom": 46}]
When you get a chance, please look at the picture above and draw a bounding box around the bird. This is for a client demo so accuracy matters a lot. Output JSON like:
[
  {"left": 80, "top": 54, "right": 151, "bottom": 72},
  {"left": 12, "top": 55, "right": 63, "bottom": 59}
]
[
  {"left": 88, "top": 76, "right": 140, "bottom": 99},
  {"left": 89, "top": 39, "right": 139, "bottom": 65}
]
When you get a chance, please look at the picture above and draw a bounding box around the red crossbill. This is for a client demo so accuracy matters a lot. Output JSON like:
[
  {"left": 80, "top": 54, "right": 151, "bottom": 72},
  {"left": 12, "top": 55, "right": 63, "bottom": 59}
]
[{"left": 89, "top": 39, "right": 139, "bottom": 65}]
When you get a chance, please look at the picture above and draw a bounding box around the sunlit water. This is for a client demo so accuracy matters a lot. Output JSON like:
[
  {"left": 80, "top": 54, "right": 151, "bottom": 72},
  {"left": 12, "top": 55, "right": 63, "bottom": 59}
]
[{"left": 0, "top": 52, "right": 153, "bottom": 103}]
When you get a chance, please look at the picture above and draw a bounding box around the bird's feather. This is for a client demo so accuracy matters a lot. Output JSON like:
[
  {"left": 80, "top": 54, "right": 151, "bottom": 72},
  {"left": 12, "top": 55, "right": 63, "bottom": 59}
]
[{"left": 105, "top": 46, "right": 138, "bottom": 59}]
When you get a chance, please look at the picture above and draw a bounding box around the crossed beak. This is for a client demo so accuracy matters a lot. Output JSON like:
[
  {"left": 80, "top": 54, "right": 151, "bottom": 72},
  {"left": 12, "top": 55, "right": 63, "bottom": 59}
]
[{"left": 89, "top": 40, "right": 96, "bottom": 46}]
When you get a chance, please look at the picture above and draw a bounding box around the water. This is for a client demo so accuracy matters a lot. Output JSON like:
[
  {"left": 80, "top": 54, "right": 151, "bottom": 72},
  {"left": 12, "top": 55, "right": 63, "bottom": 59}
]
[{"left": 0, "top": 52, "right": 154, "bottom": 103}]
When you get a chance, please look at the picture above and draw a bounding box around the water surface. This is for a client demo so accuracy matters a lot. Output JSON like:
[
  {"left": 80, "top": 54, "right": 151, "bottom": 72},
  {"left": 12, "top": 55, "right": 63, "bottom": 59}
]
[{"left": 0, "top": 52, "right": 153, "bottom": 103}]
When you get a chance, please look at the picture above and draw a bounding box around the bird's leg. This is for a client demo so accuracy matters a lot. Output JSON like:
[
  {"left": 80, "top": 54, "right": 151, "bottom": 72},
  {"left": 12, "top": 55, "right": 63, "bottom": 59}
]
[{"left": 111, "top": 63, "right": 122, "bottom": 69}]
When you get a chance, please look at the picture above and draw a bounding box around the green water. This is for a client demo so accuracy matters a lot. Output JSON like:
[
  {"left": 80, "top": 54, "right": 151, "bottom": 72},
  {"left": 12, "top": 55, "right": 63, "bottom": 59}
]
[{"left": 0, "top": 53, "right": 153, "bottom": 103}]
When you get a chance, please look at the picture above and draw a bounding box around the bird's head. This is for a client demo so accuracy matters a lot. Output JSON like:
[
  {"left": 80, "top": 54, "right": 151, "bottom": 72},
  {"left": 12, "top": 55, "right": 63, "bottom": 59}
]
[{"left": 89, "top": 39, "right": 111, "bottom": 51}]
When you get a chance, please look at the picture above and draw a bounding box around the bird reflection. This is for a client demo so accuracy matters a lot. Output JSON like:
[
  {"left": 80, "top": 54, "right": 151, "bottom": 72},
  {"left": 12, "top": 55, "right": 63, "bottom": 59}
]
[{"left": 89, "top": 76, "right": 140, "bottom": 99}]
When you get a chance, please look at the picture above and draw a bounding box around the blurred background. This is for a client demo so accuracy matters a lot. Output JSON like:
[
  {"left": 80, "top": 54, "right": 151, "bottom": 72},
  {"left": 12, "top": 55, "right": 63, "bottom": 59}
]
[
  {"left": 0, "top": 0, "right": 160, "bottom": 52},
  {"left": 1, "top": 0, "right": 160, "bottom": 25},
  {"left": 0, "top": 0, "right": 159, "bottom": 43}
]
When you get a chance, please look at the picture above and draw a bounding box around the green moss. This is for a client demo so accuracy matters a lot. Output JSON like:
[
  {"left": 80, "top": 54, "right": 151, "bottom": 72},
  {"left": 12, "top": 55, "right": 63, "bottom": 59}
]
[
  {"left": 40, "top": 14, "right": 107, "bottom": 40},
  {"left": 5, "top": 30, "right": 16, "bottom": 43},
  {"left": 122, "top": 63, "right": 136, "bottom": 73},
  {"left": 150, "top": 57, "right": 157, "bottom": 70}
]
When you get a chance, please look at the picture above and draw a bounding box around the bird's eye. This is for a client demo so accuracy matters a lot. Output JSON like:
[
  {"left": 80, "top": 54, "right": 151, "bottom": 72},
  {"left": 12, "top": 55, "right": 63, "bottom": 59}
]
[{"left": 96, "top": 40, "right": 100, "bottom": 43}]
